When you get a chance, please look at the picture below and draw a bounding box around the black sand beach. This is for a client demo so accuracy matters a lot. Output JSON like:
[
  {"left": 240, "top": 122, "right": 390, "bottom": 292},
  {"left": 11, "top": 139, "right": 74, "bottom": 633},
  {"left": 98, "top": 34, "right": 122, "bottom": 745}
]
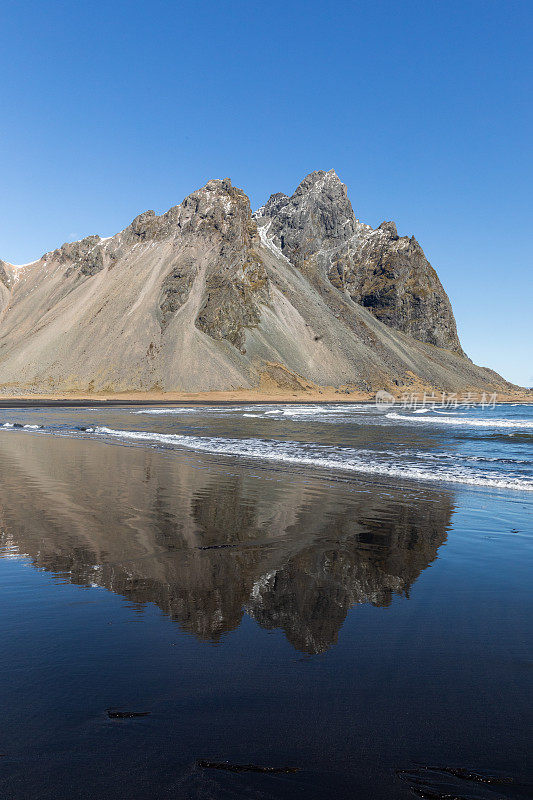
[{"left": 0, "top": 404, "right": 531, "bottom": 799}]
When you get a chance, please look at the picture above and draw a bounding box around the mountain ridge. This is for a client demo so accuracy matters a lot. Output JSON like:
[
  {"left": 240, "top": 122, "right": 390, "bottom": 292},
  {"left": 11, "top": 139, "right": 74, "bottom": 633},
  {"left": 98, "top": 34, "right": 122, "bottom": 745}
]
[{"left": 0, "top": 172, "right": 519, "bottom": 395}]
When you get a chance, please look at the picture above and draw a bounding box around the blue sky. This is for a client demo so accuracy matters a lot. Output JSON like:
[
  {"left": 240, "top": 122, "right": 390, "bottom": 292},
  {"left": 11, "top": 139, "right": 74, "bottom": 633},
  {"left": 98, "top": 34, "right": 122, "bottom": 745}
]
[{"left": 1, "top": 0, "right": 531, "bottom": 385}]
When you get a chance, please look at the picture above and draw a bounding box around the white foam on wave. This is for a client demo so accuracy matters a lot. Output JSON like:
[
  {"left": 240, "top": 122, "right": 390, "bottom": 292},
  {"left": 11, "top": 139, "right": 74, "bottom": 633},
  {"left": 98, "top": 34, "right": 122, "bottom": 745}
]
[
  {"left": 133, "top": 403, "right": 372, "bottom": 420},
  {"left": 90, "top": 426, "right": 533, "bottom": 493},
  {"left": 271, "top": 404, "right": 368, "bottom": 413},
  {"left": 386, "top": 412, "right": 533, "bottom": 430},
  {"left": 1, "top": 422, "right": 41, "bottom": 430}
]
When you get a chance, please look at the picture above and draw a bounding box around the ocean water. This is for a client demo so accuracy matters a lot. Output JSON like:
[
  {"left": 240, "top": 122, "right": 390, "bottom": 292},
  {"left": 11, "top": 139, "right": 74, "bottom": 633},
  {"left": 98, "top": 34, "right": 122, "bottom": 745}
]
[
  {"left": 0, "top": 402, "right": 531, "bottom": 799},
  {"left": 2, "top": 401, "right": 533, "bottom": 492}
]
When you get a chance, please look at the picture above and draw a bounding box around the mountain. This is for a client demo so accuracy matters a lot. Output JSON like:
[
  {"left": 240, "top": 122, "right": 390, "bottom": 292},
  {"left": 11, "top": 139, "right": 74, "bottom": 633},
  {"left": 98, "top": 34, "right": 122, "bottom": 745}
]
[{"left": 0, "top": 171, "right": 514, "bottom": 395}]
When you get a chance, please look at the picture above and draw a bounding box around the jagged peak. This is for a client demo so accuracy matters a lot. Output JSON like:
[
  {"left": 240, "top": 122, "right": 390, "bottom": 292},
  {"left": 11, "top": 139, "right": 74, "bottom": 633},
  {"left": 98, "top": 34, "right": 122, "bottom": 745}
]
[
  {"left": 118, "top": 178, "right": 255, "bottom": 244},
  {"left": 294, "top": 168, "right": 345, "bottom": 197},
  {"left": 181, "top": 176, "right": 250, "bottom": 214},
  {"left": 254, "top": 171, "right": 350, "bottom": 222},
  {"left": 44, "top": 179, "right": 253, "bottom": 259},
  {"left": 0, "top": 178, "right": 257, "bottom": 285},
  {"left": 254, "top": 169, "right": 358, "bottom": 253},
  {"left": 197, "top": 177, "right": 233, "bottom": 194},
  {"left": 256, "top": 191, "right": 289, "bottom": 219},
  {"left": 377, "top": 221, "right": 399, "bottom": 239}
]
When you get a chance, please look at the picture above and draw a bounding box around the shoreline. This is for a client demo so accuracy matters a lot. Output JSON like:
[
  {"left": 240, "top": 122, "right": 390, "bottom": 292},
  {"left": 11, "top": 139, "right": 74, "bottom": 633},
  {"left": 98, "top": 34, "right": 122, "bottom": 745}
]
[{"left": 0, "top": 389, "right": 531, "bottom": 408}]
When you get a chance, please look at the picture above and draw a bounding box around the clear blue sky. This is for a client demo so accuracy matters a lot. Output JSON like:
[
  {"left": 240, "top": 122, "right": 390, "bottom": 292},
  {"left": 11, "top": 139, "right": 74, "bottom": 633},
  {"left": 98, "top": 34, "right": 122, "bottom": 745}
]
[{"left": 1, "top": 0, "right": 531, "bottom": 385}]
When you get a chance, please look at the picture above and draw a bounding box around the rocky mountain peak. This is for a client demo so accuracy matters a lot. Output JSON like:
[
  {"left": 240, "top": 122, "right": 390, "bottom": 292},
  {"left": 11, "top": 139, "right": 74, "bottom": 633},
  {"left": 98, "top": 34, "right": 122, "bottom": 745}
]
[
  {"left": 14, "top": 179, "right": 260, "bottom": 289},
  {"left": 254, "top": 169, "right": 359, "bottom": 270},
  {"left": 378, "top": 220, "right": 399, "bottom": 239},
  {"left": 155, "top": 178, "right": 266, "bottom": 351},
  {"left": 122, "top": 179, "right": 246, "bottom": 243},
  {"left": 121, "top": 178, "right": 259, "bottom": 251},
  {"left": 256, "top": 170, "right": 464, "bottom": 354},
  {"left": 293, "top": 168, "right": 343, "bottom": 194},
  {"left": 261, "top": 192, "right": 289, "bottom": 218},
  {"left": 178, "top": 177, "right": 258, "bottom": 244}
]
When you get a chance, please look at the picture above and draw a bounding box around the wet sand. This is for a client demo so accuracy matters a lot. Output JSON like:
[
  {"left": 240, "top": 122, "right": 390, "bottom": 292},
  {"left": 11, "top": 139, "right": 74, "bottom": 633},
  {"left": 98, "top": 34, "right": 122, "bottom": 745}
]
[{"left": 0, "top": 405, "right": 531, "bottom": 799}]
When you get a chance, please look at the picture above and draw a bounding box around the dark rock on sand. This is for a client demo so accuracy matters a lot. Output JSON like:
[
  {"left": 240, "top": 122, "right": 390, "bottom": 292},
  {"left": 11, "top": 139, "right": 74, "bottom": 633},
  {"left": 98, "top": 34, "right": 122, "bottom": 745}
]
[
  {"left": 197, "top": 760, "right": 300, "bottom": 774},
  {"left": 106, "top": 710, "right": 150, "bottom": 719}
]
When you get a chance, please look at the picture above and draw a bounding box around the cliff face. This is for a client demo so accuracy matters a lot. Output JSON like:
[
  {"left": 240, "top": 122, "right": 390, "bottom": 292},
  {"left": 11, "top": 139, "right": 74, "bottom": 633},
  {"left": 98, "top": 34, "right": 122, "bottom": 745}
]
[
  {"left": 254, "top": 170, "right": 463, "bottom": 353},
  {"left": 0, "top": 172, "right": 512, "bottom": 394}
]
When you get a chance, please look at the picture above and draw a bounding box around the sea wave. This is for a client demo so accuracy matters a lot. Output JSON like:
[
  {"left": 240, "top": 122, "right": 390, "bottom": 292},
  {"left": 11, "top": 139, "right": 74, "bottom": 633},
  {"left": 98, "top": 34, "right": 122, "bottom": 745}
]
[
  {"left": 88, "top": 426, "right": 533, "bottom": 492},
  {"left": 132, "top": 405, "right": 533, "bottom": 430},
  {"left": 2, "top": 419, "right": 532, "bottom": 492},
  {"left": 133, "top": 404, "right": 371, "bottom": 419},
  {"left": 1, "top": 422, "right": 42, "bottom": 430},
  {"left": 386, "top": 412, "right": 533, "bottom": 429}
]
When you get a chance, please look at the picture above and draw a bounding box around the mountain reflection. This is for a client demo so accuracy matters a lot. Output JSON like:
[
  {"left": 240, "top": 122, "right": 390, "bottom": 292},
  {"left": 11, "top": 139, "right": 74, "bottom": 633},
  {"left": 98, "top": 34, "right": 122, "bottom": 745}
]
[{"left": 0, "top": 432, "right": 454, "bottom": 653}]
